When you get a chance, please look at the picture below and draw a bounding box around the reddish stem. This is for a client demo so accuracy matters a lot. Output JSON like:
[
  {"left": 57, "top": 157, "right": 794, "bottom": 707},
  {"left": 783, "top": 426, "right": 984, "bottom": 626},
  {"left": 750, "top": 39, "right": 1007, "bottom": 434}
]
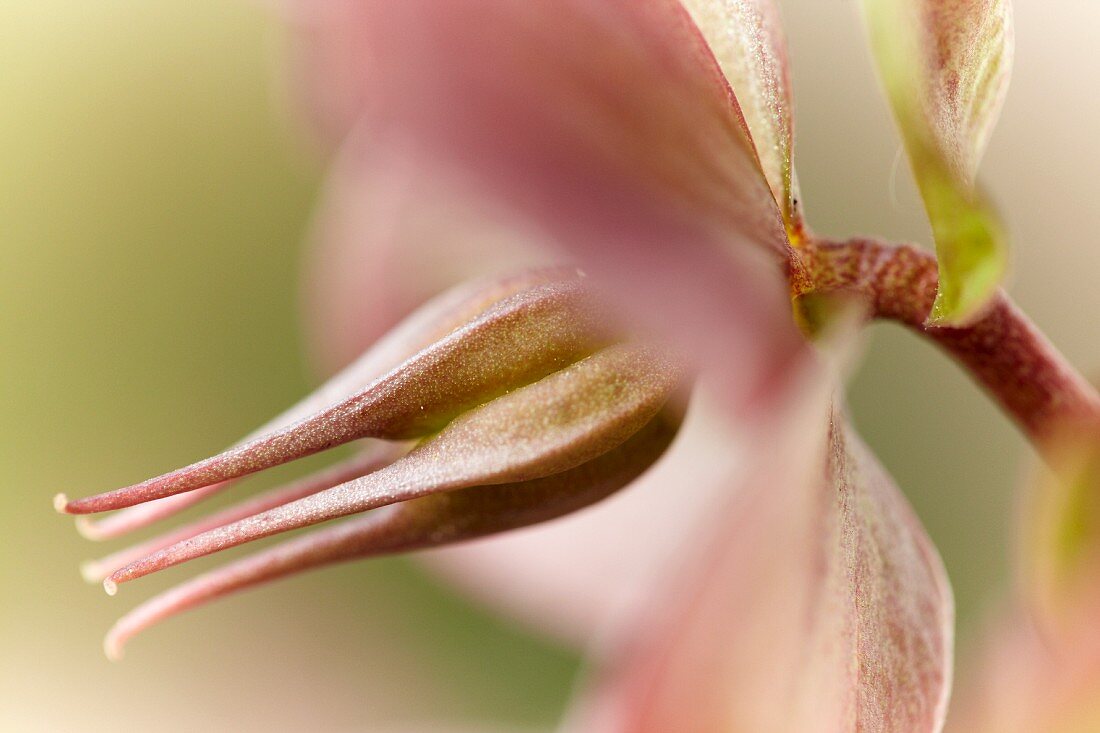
[{"left": 809, "top": 237, "right": 1100, "bottom": 450}]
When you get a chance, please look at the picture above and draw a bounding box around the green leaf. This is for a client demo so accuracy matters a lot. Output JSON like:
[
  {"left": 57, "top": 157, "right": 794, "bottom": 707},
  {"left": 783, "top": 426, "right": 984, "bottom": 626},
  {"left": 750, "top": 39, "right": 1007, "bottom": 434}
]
[{"left": 861, "top": 0, "right": 1014, "bottom": 324}]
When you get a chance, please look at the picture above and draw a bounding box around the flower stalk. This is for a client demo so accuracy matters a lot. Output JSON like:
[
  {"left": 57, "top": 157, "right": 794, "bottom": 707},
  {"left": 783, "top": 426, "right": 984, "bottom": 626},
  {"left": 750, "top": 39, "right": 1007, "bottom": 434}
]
[{"left": 806, "top": 237, "right": 1100, "bottom": 451}]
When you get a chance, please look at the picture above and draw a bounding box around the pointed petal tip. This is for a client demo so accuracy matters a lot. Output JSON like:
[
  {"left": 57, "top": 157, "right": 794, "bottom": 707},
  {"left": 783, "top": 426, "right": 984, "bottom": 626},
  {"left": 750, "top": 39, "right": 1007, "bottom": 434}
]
[{"left": 58, "top": 494, "right": 107, "bottom": 515}]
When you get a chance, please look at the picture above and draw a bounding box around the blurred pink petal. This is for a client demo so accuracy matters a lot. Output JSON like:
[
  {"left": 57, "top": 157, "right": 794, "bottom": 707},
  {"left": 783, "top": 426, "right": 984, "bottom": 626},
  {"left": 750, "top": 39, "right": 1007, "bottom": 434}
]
[
  {"left": 298, "top": 0, "right": 808, "bottom": 415},
  {"left": 381, "top": 727, "right": 537, "bottom": 733},
  {"left": 1017, "top": 425, "right": 1100, "bottom": 649},
  {"left": 288, "top": 0, "right": 801, "bottom": 222},
  {"left": 948, "top": 613, "right": 1100, "bottom": 733},
  {"left": 304, "top": 139, "right": 553, "bottom": 373},
  {"left": 950, "top": 398, "right": 1100, "bottom": 731},
  {"left": 567, "top": 399, "right": 953, "bottom": 732},
  {"left": 423, "top": 394, "right": 747, "bottom": 644},
  {"left": 295, "top": 1, "right": 818, "bottom": 641},
  {"left": 282, "top": 0, "right": 373, "bottom": 148}
]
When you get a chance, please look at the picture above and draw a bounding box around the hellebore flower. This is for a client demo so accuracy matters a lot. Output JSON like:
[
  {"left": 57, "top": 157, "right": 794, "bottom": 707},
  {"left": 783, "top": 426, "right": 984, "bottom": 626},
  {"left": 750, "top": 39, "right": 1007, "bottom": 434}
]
[{"left": 56, "top": 1, "right": 1100, "bottom": 732}]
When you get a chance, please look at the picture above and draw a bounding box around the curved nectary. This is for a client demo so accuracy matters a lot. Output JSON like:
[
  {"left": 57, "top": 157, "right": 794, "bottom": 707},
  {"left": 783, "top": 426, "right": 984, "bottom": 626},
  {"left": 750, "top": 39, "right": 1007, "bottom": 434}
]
[{"left": 58, "top": 270, "right": 685, "bottom": 656}]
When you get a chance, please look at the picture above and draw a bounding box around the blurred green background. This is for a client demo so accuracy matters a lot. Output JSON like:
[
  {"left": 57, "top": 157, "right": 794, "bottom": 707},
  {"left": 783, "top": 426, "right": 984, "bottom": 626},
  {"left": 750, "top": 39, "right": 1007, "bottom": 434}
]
[{"left": 2, "top": 1, "right": 1099, "bottom": 731}]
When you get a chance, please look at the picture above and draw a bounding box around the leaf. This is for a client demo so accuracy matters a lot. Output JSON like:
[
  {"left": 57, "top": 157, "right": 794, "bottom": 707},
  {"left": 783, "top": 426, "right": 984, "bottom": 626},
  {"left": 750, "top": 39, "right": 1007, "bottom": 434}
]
[
  {"left": 861, "top": 0, "right": 1014, "bottom": 324},
  {"left": 571, "top": 405, "right": 954, "bottom": 732}
]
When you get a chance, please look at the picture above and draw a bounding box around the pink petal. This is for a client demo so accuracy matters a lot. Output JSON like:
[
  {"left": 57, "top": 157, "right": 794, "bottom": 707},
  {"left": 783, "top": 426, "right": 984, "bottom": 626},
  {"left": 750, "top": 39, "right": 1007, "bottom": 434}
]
[
  {"left": 298, "top": 0, "right": 807, "bottom": 414},
  {"left": 304, "top": 140, "right": 555, "bottom": 374},
  {"left": 287, "top": 0, "right": 800, "bottom": 226},
  {"left": 948, "top": 613, "right": 1100, "bottom": 733},
  {"left": 422, "top": 395, "right": 749, "bottom": 644},
  {"left": 680, "top": 0, "right": 800, "bottom": 225},
  {"left": 286, "top": 0, "right": 818, "bottom": 647},
  {"left": 280, "top": 0, "right": 374, "bottom": 148},
  {"left": 377, "top": 728, "right": 533, "bottom": 733},
  {"left": 567, "top": 401, "right": 953, "bottom": 732}
]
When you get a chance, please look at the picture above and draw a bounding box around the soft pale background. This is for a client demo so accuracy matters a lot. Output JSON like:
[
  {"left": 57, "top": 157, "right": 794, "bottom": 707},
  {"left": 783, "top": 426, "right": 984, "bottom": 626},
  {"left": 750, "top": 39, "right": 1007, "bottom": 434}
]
[{"left": 2, "top": 1, "right": 1098, "bottom": 730}]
